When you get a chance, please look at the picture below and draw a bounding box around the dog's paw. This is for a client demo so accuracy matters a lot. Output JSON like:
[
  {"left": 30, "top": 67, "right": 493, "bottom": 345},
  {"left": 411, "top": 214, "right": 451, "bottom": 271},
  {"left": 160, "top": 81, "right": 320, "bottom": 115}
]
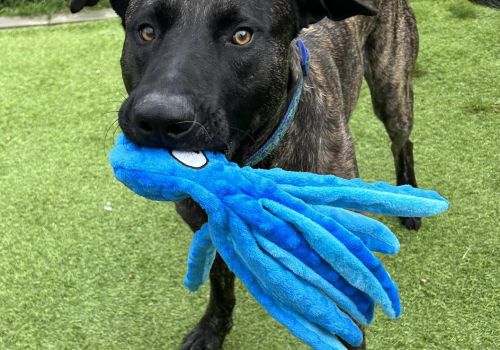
[
  {"left": 400, "top": 217, "right": 422, "bottom": 230},
  {"left": 180, "top": 318, "right": 232, "bottom": 350}
]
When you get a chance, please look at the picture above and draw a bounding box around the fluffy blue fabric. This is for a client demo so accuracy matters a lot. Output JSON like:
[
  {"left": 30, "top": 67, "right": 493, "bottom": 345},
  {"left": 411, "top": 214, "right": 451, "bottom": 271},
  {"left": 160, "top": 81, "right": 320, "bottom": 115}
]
[{"left": 109, "top": 134, "right": 449, "bottom": 350}]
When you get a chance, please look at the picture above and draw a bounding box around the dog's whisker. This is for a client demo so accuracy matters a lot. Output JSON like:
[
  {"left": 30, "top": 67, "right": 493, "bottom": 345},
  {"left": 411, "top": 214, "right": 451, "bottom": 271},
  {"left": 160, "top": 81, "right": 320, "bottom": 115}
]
[
  {"left": 101, "top": 111, "right": 121, "bottom": 118},
  {"left": 174, "top": 121, "right": 214, "bottom": 143},
  {"left": 105, "top": 100, "right": 125, "bottom": 104},
  {"left": 118, "top": 92, "right": 128, "bottom": 100},
  {"left": 229, "top": 126, "right": 257, "bottom": 144},
  {"left": 172, "top": 121, "right": 235, "bottom": 153},
  {"left": 102, "top": 119, "right": 120, "bottom": 157},
  {"left": 112, "top": 123, "right": 121, "bottom": 141}
]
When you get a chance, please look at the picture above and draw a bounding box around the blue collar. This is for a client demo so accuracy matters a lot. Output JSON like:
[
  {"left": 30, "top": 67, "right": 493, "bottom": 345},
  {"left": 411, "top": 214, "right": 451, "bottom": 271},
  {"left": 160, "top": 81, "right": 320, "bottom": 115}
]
[{"left": 243, "top": 39, "right": 310, "bottom": 167}]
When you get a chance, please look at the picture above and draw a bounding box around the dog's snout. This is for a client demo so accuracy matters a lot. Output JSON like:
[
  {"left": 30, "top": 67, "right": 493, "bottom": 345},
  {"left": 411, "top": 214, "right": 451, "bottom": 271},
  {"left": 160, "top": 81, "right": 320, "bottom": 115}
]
[{"left": 133, "top": 94, "right": 195, "bottom": 142}]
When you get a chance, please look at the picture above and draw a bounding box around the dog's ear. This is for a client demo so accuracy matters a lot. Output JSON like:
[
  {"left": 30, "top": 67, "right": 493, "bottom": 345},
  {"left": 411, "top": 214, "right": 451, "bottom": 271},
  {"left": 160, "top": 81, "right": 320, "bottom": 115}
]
[
  {"left": 293, "top": 0, "right": 378, "bottom": 28},
  {"left": 70, "top": 0, "right": 129, "bottom": 20}
]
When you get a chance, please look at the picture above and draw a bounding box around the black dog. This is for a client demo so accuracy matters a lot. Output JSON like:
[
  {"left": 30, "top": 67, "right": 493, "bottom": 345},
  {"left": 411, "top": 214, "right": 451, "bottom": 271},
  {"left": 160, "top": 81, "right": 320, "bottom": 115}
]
[{"left": 71, "top": 0, "right": 498, "bottom": 349}]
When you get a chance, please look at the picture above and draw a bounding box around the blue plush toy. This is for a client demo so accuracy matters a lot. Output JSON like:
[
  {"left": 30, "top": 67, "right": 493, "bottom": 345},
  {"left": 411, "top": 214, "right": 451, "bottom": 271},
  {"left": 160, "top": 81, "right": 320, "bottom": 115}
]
[{"left": 109, "top": 134, "right": 448, "bottom": 350}]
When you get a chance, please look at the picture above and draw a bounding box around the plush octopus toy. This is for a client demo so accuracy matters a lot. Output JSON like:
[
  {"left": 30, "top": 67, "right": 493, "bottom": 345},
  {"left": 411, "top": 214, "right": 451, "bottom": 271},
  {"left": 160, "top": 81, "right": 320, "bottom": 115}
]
[{"left": 109, "top": 133, "right": 448, "bottom": 350}]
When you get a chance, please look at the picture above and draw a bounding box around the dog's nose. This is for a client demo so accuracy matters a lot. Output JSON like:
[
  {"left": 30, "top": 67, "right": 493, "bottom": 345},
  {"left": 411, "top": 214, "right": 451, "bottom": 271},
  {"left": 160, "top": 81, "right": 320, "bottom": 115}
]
[{"left": 133, "top": 94, "right": 195, "bottom": 141}]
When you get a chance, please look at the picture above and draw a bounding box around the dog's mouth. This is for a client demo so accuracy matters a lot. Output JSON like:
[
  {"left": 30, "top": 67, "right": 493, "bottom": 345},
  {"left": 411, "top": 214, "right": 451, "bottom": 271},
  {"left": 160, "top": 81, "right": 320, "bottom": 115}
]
[
  {"left": 116, "top": 92, "right": 256, "bottom": 163},
  {"left": 119, "top": 110, "right": 238, "bottom": 158},
  {"left": 120, "top": 123, "right": 237, "bottom": 160}
]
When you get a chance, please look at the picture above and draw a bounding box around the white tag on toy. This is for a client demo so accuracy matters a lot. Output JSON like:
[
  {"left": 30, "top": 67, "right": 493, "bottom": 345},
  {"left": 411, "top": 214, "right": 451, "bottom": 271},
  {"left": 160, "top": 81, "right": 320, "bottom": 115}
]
[{"left": 171, "top": 150, "right": 208, "bottom": 169}]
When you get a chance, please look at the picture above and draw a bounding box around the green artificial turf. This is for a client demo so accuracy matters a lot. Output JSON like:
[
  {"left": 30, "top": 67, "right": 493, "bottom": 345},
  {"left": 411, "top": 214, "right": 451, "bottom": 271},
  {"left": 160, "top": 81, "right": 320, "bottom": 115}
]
[{"left": 0, "top": 0, "right": 498, "bottom": 349}]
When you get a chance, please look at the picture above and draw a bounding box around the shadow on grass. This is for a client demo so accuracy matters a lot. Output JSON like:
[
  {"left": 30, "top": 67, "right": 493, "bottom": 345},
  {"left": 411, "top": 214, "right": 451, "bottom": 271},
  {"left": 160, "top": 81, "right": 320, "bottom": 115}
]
[
  {"left": 414, "top": 62, "right": 429, "bottom": 80},
  {"left": 462, "top": 97, "right": 500, "bottom": 114},
  {"left": 447, "top": 2, "right": 479, "bottom": 19}
]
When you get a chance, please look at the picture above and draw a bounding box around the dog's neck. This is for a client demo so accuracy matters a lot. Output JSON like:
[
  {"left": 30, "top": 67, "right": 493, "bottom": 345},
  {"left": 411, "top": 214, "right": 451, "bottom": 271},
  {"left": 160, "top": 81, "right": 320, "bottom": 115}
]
[{"left": 232, "top": 41, "right": 306, "bottom": 167}]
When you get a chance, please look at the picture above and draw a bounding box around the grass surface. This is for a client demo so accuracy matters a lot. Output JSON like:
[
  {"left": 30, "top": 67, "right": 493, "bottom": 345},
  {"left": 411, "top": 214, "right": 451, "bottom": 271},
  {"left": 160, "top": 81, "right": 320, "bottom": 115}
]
[
  {"left": 0, "top": 0, "right": 108, "bottom": 17},
  {"left": 0, "top": 0, "right": 499, "bottom": 349}
]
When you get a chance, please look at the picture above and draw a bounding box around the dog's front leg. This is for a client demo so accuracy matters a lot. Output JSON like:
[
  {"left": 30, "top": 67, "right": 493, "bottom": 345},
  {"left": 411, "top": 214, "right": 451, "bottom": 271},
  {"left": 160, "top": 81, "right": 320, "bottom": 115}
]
[{"left": 176, "top": 199, "right": 235, "bottom": 350}]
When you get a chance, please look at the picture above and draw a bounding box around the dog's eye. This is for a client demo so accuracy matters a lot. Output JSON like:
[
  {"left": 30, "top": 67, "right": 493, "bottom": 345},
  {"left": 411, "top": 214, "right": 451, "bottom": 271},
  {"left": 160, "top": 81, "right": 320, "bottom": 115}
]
[
  {"left": 138, "top": 24, "right": 156, "bottom": 42},
  {"left": 232, "top": 29, "right": 253, "bottom": 46}
]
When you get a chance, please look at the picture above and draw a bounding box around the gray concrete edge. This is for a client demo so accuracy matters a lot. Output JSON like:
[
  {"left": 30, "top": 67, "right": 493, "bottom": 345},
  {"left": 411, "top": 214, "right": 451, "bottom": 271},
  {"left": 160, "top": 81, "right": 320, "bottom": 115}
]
[{"left": 0, "top": 9, "right": 117, "bottom": 30}]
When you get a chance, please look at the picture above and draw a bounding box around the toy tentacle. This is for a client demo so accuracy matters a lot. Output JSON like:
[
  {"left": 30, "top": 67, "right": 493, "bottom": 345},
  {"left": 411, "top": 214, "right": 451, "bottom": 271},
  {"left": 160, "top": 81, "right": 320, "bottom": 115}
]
[
  {"left": 223, "top": 193, "right": 375, "bottom": 321},
  {"left": 261, "top": 199, "right": 399, "bottom": 318},
  {"left": 252, "top": 167, "right": 430, "bottom": 197},
  {"left": 254, "top": 232, "right": 369, "bottom": 325},
  {"left": 207, "top": 223, "right": 350, "bottom": 350},
  {"left": 224, "top": 213, "right": 363, "bottom": 347},
  {"left": 313, "top": 205, "right": 400, "bottom": 255},
  {"left": 112, "top": 164, "right": 229, "bottom": 220},
  {"left": 250, "top": 168, "right": 448, "bottom": 217},
  {"left": 304, "top": 204, "right": 401, "bottom": 317},
  {"left": 280, "top": 184, "right": 448, "bottom": 217},
  {"left": 184, "top": 224, "right": 216, "bottom": 292},
  {"left": 277, "top": 302, "right": 350, "bottom": 350}
]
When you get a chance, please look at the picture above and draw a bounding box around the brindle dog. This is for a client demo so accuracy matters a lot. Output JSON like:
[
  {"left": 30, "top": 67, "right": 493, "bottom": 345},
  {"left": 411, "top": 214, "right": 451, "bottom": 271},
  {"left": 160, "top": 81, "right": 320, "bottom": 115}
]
[{"left": 71, "top": 0, "right": 498, "bottom": 349}]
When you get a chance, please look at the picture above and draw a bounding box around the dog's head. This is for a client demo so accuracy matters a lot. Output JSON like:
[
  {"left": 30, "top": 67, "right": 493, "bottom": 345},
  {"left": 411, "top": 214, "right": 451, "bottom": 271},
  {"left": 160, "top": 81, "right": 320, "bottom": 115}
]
[{"left": 73, "top": 0, "right": 376, "bottom": 154}]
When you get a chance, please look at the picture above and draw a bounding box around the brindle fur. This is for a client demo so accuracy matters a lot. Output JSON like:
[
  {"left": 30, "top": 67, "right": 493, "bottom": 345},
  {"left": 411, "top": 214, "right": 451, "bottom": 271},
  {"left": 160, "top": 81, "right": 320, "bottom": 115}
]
[
  {"left": 70, "top": 0, "right": 498, "bottom": 348},
  {"left": 178, "top": 2, "right": 419, "bottom": 349}
]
